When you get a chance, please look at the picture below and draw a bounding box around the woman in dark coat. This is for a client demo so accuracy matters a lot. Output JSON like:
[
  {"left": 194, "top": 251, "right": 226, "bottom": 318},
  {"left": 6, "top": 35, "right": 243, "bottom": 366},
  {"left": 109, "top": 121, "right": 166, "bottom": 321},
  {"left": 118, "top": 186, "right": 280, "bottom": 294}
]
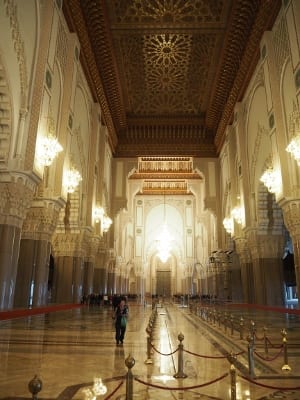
[{"left": 113, "top": 298, "right": 129, "bottom": 345}]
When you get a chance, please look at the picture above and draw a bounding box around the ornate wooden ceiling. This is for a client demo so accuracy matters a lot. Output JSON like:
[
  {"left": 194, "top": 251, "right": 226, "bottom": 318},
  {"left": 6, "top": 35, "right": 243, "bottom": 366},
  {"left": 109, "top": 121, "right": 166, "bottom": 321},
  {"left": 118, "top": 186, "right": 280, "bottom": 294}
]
[{"left": 63, "top": 0, "right": 281, "bottom": 158}]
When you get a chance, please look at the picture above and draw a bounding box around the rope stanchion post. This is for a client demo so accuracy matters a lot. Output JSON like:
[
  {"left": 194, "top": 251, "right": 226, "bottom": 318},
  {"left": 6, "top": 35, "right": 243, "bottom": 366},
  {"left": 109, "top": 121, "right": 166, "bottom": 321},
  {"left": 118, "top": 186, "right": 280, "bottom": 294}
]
[
  {"left": 263, "top": 326, "right": 268, "bottom": 355},
  {"left": 250, "top": 320, "right": 256, "bottom": 347},
  {"left": 173, "top": 332, "right": 187, "bottom": 379},
  {"left": 224, "top": 312, "right": 228, "bottom": 333},
  {"left": 247, "top": 333, "right": 255, "bottom": 378},
  {"left": 239, "top": 317, "right": 244, "bottom": 340},
  {"left": 218, "top": 311, "right": 221, "bottom": 328},
  {"left": 125, "top": 354, "right": 135, "bottom": 400},
  {"left": 281, "top": 329, "right": 291, "bottom": 372},
  {"left": 145, "top": 326, "right": 153, "bottom": 364},
  {"left": 230, "top": 314, "right": 234, "bottom": 336},
  {"left": 227, "top": 352, "right": 237, "bottom": 400},
  {"left": 28, "top": 375, "right": 42, "bottom": 400}
]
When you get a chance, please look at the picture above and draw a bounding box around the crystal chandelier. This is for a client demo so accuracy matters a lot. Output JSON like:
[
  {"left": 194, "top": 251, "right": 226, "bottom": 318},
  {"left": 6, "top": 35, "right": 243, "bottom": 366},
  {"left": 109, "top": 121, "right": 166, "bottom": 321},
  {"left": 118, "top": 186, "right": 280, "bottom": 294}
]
[
  {"left": 231, "top": 205, "right": 244, "bottom": 225},
  {"left": 286, "top": 103, "right": 300, "bottom": 166},
  {"left": 223, "top": 217, "right": 234, "bottom": 235},
  {"left": 260, "top": 168, "right": 281, "bottom": 194},
  {"left": 64, "top": 168, "right": 82, "bottom": 193},
  {"left": 102, "top": 214, "right": 112, "bottom": 232},
  {"left": 36, "top": 116, "right": 63, "bottom": 166}
]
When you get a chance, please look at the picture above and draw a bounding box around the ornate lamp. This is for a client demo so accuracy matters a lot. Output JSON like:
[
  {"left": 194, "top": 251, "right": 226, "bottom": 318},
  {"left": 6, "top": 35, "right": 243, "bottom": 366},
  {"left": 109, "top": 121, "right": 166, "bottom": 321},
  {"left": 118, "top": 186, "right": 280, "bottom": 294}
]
[
  {"left": 286, "top": 103, "right": 300, "bottom": 166},
  {"left": 36, "top": 116, "right": 62, "bottom": 166},
  {"left": 63, "top": 168, "right": 82, "bottom": 193},
  {"left": 260, "top": 167, "right": 281, "bottom": 194},
  {"left": 223, "top": 217, "right": 234, "bottom": 235}
]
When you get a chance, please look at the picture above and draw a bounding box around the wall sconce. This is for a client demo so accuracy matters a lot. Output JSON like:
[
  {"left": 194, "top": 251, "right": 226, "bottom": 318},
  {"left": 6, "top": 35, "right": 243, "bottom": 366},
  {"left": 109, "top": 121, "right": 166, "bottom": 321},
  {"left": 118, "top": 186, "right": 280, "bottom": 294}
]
[
  {"left": 36, "top": 116, "right": 63, "bottom": 166},
  {"left": 223, "top": 217, "right": 234, "bottom": 235},
  {"left": 260, "top": 167, "right": 281, "bottom": 194},
  {"left": 231, "top": 206, "right": 244, "bottom": 225},
  {"left": 286, "top": 103, "right": 300, "bottom": 166},
  {"left": 63, "top": 168, "right": 82, "bottom": 193}
]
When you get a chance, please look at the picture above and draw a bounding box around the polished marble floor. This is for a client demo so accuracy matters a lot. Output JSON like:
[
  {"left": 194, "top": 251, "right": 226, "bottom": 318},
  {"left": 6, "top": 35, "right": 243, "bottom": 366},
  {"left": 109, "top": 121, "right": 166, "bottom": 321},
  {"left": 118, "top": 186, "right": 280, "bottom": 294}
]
[{"left": 0, "top": 301, "right": 300, "bottom": 399}]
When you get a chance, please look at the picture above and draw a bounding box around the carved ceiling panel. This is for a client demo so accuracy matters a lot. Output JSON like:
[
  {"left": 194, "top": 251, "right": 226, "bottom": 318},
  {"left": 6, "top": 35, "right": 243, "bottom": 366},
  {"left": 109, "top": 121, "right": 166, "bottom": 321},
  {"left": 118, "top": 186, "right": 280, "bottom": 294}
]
[{"left": 63, "top": 0, "right": 281, "bottom": 157}]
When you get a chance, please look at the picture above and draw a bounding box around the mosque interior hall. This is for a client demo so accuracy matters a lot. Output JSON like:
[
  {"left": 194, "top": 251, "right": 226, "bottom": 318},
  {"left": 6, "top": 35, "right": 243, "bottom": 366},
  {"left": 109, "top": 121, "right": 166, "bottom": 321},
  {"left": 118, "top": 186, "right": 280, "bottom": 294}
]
[{"left": 1, "top": 0, "right": 300, "bottom": 398}]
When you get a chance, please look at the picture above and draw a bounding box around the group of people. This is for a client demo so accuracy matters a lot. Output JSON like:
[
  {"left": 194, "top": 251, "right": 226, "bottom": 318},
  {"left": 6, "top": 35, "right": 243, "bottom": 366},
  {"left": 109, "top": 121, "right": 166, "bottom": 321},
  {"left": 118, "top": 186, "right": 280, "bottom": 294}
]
[{"left": 112, "top": 296, "right": 129, "bottom": 345}]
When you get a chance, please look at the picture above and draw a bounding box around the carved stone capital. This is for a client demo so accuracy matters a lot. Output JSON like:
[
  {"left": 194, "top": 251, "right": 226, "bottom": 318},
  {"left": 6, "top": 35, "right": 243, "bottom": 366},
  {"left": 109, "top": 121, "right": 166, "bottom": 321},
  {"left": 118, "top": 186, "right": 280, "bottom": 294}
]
[
  {"left": 279, "top": 198, "right": 300, "bottom": 238},
  {"left": 233, "top": 236, "right": 251, "bottom": 264},
  {"left": 22, "top": 198, "right": 65, "bottom": 241},
  {"left": 246, "top": 228, "right": 284, "bottom": 259},
  {"left": 0, "top": 171, "right": 40, "bottom": 227},
  {"left": 52, "top": 232, "right": 86, "bottom": 257}
]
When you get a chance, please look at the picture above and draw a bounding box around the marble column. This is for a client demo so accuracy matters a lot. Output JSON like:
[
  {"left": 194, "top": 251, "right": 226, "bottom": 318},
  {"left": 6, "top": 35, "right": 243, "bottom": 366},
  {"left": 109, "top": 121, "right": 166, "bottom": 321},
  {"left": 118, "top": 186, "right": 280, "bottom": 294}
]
[
  {"left": 0, "top": 172, "right": 39, "bottom": 309},
  {"left": 107, "top": 271, "right": 115, "bottom": 295},
  {"left": 0, "top": 224, "right": 21, "bottom": 309},
  {"left": 247, "top": 230, "right": 285, "bottom": 306},
  {"left": 235, "top": 236, "right": 254, "bottom": 303},
  {"left": 280, "top": 199, "right": 300, "bottom": 304},
  {"left": 83, "top": 261, "right": 94, "bottom": 296},
  {"left": 52, "top": 256, "right": 84, "bottom": 303},
  {"left": 14, "top": 239, "right": 51, "bottom": 307},
  {"left": 15, "top": 199, "right": 63, "bottom": 307}
]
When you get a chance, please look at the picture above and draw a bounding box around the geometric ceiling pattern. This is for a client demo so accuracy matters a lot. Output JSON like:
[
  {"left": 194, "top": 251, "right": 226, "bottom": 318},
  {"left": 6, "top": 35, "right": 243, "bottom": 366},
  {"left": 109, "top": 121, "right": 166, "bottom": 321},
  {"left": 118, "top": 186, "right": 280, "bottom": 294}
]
[{"left": 63, "top": 0, "right": 281, "bottom": 158}]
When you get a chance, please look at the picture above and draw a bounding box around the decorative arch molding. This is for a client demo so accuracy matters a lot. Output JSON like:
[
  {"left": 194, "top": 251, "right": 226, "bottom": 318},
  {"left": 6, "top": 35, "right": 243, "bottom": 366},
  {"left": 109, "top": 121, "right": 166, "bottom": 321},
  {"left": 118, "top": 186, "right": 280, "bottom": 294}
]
[
  {"left": 249, "top": 123, "right": 270, "bottom": 191},
  {"left": 0, "top": 54, "right": 12, "bottom": 166},
  {"left": 3, "top": 0, "right": 28, "bottom": 108}
]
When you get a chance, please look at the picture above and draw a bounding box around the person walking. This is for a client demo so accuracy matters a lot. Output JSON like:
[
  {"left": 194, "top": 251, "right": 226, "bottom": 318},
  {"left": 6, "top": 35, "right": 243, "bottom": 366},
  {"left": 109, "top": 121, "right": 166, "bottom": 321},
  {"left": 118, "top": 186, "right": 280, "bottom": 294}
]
[{"left": 113, "top": 297, "right": 129, "bottom": 345}]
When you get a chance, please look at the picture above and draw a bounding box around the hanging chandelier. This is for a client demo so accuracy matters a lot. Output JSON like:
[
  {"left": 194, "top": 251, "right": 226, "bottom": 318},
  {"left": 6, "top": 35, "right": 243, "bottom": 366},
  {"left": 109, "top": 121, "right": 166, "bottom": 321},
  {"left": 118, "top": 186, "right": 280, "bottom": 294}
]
[
  {"left": 63, "top": 168, "right": 82, "bottom": 193},
  {"left": 260, "top": 167, "right": 281, "bottom": 194},
  {"left": 223, "top": 217, "right": 233, "bottom": 235},
  {"left": 36, "top": 116, "right": 63, "bottom": 166},
  {"left": 231, "top": 205, "right": 244, "bottom": 225},
  {"left": 286, "top": 103, "right": 300, "bottom": 166}
]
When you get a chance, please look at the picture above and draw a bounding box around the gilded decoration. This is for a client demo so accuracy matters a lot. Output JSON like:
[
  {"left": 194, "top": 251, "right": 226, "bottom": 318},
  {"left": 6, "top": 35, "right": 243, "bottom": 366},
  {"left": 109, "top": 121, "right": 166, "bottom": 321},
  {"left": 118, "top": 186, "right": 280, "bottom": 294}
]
[{"left": 63, "top": 0, "right": 281, "bottom": 157}]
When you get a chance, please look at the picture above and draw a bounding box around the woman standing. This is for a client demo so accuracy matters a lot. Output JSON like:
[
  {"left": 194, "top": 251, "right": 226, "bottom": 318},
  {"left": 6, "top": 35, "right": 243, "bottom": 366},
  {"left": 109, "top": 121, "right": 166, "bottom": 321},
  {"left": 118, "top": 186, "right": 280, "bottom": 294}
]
[{"left": 113, "top": 297, "right": 129, "bottom": 345}]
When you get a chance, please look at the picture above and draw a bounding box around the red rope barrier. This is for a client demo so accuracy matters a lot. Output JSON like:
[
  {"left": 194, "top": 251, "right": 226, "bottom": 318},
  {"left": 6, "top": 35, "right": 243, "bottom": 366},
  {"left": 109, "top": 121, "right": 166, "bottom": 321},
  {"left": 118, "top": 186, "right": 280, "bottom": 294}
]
[
  {"left": 254, "top": 346, "right": 283, "bottom": 361},
  {"left": 104, "top": 380, "right": 124, "bottom": 399},
  {"left": 183, "top": 348, "right": 227, "bottom": 359},
  {"left": 183, "top": 348, "right": 245, "bottom": 359},
  {"left": 238, "top": 374, "right": 300, "bottom": 391},
  {"left": 134, "top": 372, "right": 229, "bottom": 391},
  {"left": 151, "top": 343, "right": 178, "bottom": 356}
]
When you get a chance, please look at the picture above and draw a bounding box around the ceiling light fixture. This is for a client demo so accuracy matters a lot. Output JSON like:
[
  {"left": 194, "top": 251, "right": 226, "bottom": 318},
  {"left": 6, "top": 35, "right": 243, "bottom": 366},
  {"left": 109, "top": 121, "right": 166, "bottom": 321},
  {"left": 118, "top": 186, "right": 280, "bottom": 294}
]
[{"left": 286, "top": 103, "right": 300, "bottom": 166}]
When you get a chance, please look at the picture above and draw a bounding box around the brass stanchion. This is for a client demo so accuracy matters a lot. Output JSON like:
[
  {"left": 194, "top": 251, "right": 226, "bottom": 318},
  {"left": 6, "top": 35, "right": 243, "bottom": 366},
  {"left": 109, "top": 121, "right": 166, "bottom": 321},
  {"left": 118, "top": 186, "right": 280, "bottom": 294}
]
[
  {"left": 28, "top": 375, "right": 42, "bottom": 400},
  {"left": 281, "top": 329, "right": 291, "bottom": 371},
  {"left": 239, "top": 317, "right": 244, "bottom": 340},
  {"left": 227, "top": 352, "right": 237, "bottom": 400},
  {"left": 224, "top": 312, "right": 228, "bottom": 333},
  {"left": 145, "top": 326, "right": 153, "bottom": 364},
  {"left": 174, "top": 332, "right": 187, "bottom": 379},
  {"left": 125, "top": 354, "right": 135, "bottom": 400},
  {"left": 230, "top": 314, "right": 234, "bottom": 336},
  {"left": 247, "top": 333, "right": 255, "bottom": 378},
  {"left": 263, "top": 326, "right": 268, "bottom": 355},
  {"left": 250, "top": 320, "right": 256, "bottom": 346}
]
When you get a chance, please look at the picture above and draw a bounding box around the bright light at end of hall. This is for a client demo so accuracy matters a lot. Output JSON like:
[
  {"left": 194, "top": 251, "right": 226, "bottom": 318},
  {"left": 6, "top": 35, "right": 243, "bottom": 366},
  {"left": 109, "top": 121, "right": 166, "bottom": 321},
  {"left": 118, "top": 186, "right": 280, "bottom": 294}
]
[{"left": 157, "top": 223, "right": 172, "bottom": 262}]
